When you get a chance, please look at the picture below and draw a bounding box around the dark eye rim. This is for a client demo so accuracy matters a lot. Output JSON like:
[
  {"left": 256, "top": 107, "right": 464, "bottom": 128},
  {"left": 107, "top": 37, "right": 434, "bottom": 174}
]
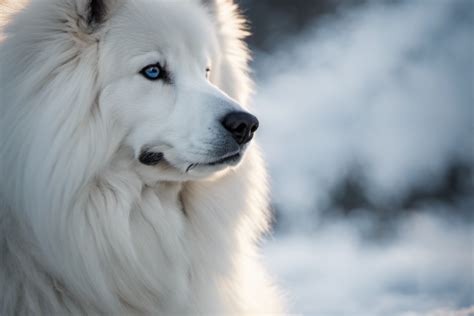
[{"left": 140, "top": 63, "right": 170, "bottom": 82}]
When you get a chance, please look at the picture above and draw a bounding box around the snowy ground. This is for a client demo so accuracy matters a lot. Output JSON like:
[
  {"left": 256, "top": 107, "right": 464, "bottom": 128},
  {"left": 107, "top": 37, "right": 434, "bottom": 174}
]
[
  {"left": 253, "top": 0, "right": 474, "bottom": 315},
  {"left": 263, "top": 214, "right": 473, "bottom": 315}
]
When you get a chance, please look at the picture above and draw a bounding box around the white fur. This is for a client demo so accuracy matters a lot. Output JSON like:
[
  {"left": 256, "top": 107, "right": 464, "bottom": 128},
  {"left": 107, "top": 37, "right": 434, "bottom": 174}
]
[{"left": 0, "top": 0, "right": 284, "bottom": 314}]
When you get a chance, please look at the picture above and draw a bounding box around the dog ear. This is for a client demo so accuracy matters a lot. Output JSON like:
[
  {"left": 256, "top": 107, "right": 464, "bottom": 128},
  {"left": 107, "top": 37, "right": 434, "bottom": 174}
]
[
  {"left": 87, "top": 0, "right": 108, "bottom": 25},
  {"left": 75, "top": 0, "right": 119, "bottom": 29}
]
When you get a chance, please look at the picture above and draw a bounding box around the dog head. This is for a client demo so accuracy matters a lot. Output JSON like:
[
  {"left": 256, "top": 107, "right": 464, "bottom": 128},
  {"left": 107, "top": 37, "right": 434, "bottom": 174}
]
[
  {"left": 0, "top": 0, "right": 256, "bottom": 186},
  {"left": 85, "top": 0, "right": 258, "bottom": 179}
]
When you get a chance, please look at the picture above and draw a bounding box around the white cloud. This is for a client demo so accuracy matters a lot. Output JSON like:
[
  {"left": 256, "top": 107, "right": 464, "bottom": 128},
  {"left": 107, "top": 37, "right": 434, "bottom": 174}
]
[
  {"left": 254, "top": 0, "right": 473, "bottom": 222},
  {"left": 254, "top": 0, "right": 474, "bottom": 314}
]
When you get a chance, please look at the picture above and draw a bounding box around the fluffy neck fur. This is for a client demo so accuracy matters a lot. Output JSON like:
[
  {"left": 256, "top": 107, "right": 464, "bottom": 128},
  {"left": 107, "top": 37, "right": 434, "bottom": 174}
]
[{"left": 1, "top": 150, "right": 274, "bottom": 314}]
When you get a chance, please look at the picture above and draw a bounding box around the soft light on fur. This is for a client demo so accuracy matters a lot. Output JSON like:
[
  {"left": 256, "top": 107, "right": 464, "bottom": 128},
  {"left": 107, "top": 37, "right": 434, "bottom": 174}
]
[{"left": 0, "top": 0, "right": 284, "bottom": 314}]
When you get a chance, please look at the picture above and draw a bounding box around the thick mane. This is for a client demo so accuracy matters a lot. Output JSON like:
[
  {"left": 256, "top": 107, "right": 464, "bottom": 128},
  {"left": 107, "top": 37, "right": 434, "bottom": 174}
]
[
  {"left": 0, "top": 2, "right": 124, "bottom": 313},
  {"left": 0, "top": 0, "right": 108, "bottom": 204}
]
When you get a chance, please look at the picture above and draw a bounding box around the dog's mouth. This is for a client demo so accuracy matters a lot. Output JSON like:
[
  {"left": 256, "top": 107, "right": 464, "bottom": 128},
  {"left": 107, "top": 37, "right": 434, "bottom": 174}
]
[
  {"left": 138, "top": 148, "right": 242, "bottom": 172},
  {"left": 185, "top": 152, "right": 241, "bottom": 172}
]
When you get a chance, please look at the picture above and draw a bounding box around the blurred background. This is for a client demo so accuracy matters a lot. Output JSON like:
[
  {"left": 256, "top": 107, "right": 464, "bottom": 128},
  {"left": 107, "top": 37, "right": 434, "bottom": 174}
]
[{"left": 235, "top": 0, "right": 474, "bottom": 315}]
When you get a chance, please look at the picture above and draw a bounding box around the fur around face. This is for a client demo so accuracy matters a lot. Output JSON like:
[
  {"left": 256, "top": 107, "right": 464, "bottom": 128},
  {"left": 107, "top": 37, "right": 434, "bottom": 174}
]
[{"left": 0, "top": 0, "right": 284, "bottom": 314}]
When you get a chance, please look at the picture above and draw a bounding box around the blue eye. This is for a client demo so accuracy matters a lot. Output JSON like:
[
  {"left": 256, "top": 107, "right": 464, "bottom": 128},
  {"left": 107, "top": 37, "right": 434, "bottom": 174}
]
[{"left": 141, "top": 64, "right": 163, "bottom": 80}]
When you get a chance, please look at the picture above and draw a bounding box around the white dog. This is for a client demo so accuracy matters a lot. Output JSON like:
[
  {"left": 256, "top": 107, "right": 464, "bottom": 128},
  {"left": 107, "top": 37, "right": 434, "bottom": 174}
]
[{"left": 0, "top": 0, "right": 284, "bottom": 314}]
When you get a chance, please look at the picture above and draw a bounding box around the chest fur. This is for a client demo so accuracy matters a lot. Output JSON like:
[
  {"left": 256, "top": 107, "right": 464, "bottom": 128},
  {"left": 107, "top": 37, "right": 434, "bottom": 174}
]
[{"left": 129, "top": 183, "right": 191, "bottom": 310}]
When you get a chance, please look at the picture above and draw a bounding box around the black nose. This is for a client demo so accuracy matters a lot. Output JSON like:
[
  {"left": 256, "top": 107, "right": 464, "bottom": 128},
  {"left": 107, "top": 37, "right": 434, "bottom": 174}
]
[{"left": 221, "top": 111, "right": 259, "bottom": 145}]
